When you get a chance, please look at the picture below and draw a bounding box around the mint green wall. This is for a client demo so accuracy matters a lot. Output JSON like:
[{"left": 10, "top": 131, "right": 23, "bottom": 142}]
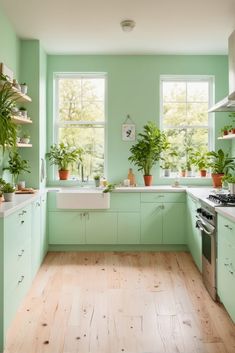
[
  {"left": 47, "top": 55, "right": 229, "bottom": 185},
  {"left": 0, "top": 5, "right": 20, "bottom": 78}
]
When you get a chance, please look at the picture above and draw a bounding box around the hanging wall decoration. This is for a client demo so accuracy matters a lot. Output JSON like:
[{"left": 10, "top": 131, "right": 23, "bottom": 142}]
[{"left": 122, "top": 114, "right": 136, "bottom": 141}]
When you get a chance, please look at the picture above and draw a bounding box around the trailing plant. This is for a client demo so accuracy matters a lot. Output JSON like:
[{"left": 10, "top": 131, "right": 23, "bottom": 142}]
[
  {"left": 103, "top": 183, "right": 116, "bottom": 193},
  {"left": 0, "top": 75, "right": 18, "bottom": 151},
  {"left": 207, "top": 149, "right": 235, "bottom": 174},
  {"left": 222, "top": 174, "right": 235, "bottom": 184},
  {"left": 3, "top": 151, "right": 30, "bottom": 185},
  {"left": 128, "top": 121, "right": 169, "bottom": 176},
  {"left": 46, "top": 143, "right": 83, "bottom": 171},
  {"left": 94, "top": 175, "right": 100, "bottom": 181}
]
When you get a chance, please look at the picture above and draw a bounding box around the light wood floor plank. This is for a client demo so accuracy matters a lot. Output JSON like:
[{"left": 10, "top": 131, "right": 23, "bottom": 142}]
[{"left": 4, "top": 251, "right": 235, "bottom": 353}]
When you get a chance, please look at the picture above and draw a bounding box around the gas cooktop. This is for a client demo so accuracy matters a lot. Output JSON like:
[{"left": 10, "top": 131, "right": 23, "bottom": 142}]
[{"left": 207, "top": 193, "right": 235, "bottom": 206}]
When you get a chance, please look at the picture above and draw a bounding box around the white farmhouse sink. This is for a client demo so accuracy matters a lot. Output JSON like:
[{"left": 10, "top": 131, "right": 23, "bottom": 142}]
[{"left": 56, "top": 189, "right": 110, "bottom": 209}]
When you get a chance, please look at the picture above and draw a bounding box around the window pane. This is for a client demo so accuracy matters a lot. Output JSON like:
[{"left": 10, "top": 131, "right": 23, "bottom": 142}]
[
  {"left": 163, "top": 102, "right": 187, "bottom": 127},
  {"left": 58, "top": 77, "right": 105, "bottom": 122},
  {"left": 187, "top": 82, "right": 208, "bottom": 102},
  {"left": 187, "top": 103, "right": 208, "bottom": 125},
  {"left": 58, "top": 126, "right": 104, "bottom": 179},
  {"left": 163, "top": 82, "right": 186, "bottom": 102}
]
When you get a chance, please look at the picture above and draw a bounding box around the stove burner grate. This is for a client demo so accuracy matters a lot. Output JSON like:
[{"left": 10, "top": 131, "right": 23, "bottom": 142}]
[{"left": 208, "top": 194, "right": 235, "bottom": 205}]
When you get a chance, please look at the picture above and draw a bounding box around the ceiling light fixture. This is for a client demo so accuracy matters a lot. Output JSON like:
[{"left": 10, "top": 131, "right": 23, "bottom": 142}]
[{"left": 120, "top": 20, "right": 136, "bottom": 32}]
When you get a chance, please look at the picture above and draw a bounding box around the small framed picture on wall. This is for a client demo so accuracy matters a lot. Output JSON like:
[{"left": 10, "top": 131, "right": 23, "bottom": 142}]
[{"left": 122, "top": 123, "right": 136, "bottom": 141}]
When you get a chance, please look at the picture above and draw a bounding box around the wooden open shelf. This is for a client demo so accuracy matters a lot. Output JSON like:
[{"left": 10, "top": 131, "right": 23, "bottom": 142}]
[
  {"left": 218, "top": 134, "right": 235, "bottom": 140},
  {"left": 0, "top": 84, "right": 32, "bottom": 103},
  {"left": 17, "top": 143, "right": 32, "bottom": 148},
  {"left": 11, "top": 116, "right": 32, "bottom": 124}
]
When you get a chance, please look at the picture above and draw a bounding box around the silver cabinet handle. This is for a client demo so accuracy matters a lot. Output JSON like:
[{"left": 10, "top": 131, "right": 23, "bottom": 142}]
[
  {"left": 18, "top": 275, "right": 24, "bottom": 284},
  {"left": 18, "top": 249, "right": 25, "bottom": 257},
  {"left": 36, "top": 202, "right": 41, "bottom": 207},
  {"left": 224, "top": 224, "right": 233, "bottom": 231}
]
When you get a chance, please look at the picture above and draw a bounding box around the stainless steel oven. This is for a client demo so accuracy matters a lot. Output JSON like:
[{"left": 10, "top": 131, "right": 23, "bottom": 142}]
[{"left": 196, "top": 201, "right": 217, "bottom": 300}]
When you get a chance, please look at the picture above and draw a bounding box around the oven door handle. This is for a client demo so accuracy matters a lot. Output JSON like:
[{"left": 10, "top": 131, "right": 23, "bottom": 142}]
[{"left": 196, "top": 220, "right": 215, "bottom": 236}]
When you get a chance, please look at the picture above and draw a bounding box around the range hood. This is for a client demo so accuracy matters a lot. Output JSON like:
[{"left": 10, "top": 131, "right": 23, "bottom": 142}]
[{"left": 209, "top": 30, "right": 235, "bottom": 112}]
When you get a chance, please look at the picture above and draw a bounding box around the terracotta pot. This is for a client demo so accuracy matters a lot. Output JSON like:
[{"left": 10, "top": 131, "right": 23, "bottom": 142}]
[
  {"left": 181, "top": 171, "right": 186, "bottom": 177},
  {"left": 211, "top": 173, "right": 224, "bottom": 188},
  {"left": 144, "top": 175, "right": 153, "bottom": 186},
  {"left": 230, "top": 128, "right": 235, "bottom": 134},
  {"left": 223, "top": 130, "right": 229, "bottom": 135},
  {"left": 58, "top": 169, "right": 70, "bottom": 180},
  {"left": 200, "top": 170, "right": 207, "bottom": 177}
]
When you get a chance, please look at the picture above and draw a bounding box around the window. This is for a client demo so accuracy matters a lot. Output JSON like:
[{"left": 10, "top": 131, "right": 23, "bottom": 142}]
[
  {"left": 54, "top": 73, "right": 106, "bottom": 180},
  {"left": 160, "top": 75, "right": 214, "bottom": 176}
]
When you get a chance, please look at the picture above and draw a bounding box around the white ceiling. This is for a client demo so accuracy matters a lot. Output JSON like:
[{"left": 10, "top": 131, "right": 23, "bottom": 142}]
[{"left": 1, "top": 0, "right": 235, "bottom": 55}]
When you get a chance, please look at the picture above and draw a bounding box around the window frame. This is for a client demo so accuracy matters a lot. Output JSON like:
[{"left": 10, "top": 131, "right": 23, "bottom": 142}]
[
  {"left": 53, "top": 72, "right": 107, "bottom": 182},
  {"left": 159, "top": 75, "right": 215, "bottom": 178}
]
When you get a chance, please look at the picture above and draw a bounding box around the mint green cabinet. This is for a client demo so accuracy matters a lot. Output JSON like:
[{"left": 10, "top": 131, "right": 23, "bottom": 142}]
[
  {"left": 4, "top": 204, "right": 32, "bottom": 333},
  {"left": 141, "top": 203, "right": 163, "bottom": 244},
  {"left": 117, "top": 213, "right": 140, "bottom": 244},
  {"left": 217, "top": 214, "right": 235, "bottom": 322},
  {"left": 31, "top": 199, "right": 41, "bottom": 278},
  {"left": 86, "top": 212, "right": 117, "bottom": 244},
  {"left": 140, "top": 193, "right": 186, "bottom": 245},
  {"left": 40, "top": 194, "right": 47, "bottom": 261},
  {"left": 49, "top": 211, "right": 85, "bottom": 244},
  {"left": 187, "top": 195, "right": 202, "bottom": 271},
  {"left": 163, "top": 203, "right": 186, "bottom": 244}
]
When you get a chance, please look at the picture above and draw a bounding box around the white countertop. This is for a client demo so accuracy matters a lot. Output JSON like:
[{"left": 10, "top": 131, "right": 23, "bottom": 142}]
[
  {"left": 216, "top": 207, "right": 235, "bottom": 223},
  {"left": 1, "top": 186, "right": 235, "bottom": 222},
  {"left": 0, "top": 190, "right": 45, "bottom": 218}
]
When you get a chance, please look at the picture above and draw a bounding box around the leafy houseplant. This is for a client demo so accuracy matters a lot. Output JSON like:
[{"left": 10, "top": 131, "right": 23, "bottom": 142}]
[
  {"left": 191, "top": 150, "right": 209, "bottom": 177},
  {"left": 0, "top": 177, "right": 6, "bottom": 201},
  {"left": 0, "top": 74, "right": 18, "bottom": 151},
  {"left": 208, "top": 149, "right": 235, "bottom": 187},
  {"left": 94, "top": 175, "right": 100, "bottom": 187},
  {"left": 128, "top": 122, "right": 169, "bottom": 186},
  {"left": 46, "top": 143, "right": 83, "bottom": 180},
  {"left": 220, "top": 125, "right": 232, "bottom": 136},
  {"left": 3, "top": 151, "right": 30, "bottom": 186},
  {"left": 2, "top": 182, "right": 15, "bottom": 202},
  {"left": 161, "top": 150, "right": 178, "bottom": 177},
  {"left": 222, "top": 174, "right": 235, "bottom": 194}
]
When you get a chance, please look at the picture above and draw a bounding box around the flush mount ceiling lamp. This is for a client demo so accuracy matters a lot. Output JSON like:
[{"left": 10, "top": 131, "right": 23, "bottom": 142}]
[{"left": 120, "top": 19, "right": 136, "bottom": 32}]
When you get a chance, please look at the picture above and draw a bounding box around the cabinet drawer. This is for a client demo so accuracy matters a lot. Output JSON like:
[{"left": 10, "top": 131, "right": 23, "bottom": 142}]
[
  {"left": 141, "top": 192, "right": 185, "bottom": 203},
  {"left": 218, "top": 215, "right": 235, "bottom": 246},
  {"left": 110, "top": 193, "right": 140, "bottom": 211}
]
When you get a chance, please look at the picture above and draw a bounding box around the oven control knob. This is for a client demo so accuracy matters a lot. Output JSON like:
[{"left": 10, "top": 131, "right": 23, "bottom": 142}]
[
  {"left": 196, "top": 208, "right": 202, "bottom": 213},
  {"left": 207, "top": 215, "right": 213, "bottom": 220}
]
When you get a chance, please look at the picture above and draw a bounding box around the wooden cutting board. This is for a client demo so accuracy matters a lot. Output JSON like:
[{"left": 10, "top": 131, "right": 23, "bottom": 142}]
[{"left": 15, "top": 189, "right": 36, "bottom": 194}]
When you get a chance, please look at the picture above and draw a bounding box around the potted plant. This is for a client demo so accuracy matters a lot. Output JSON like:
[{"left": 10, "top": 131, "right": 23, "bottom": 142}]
[
  {"left": 222, "top": 174, "right": 235, "bottom": 194},
  {"left": 161, "top": 150, "right": 178, "bottom": 177},
  {"left": 208, "top": 149, "right": 235, "bottom": 187},
  {"left": 3, "top": 151, "right": 30, "bottom": 186},
  {"left": 94, "top": 175, "right": 100, "bottom": 187},
  {"left": 2, "top": 183, "right": 15, "bottom": 202},
  {"left": 0, "top": 74, "right": 18, "bottom": 151},
  {"left": 220, "top": 125, "right": 232, "bottom": 136},
  {"left": 20, "top": 133, "right": 30, "bottom": 144},
  {"left": 191, "top": 150, "right": 209, "bottom": 177},
  {"left": 180, "top": 164, "right": 186, "bottom": 177},
  {"left": 0, "top": 177, "right": 6, "bottom": 202},
  {"left": 128, "top": 121, "right": 169, "bottom": 186},
  {"left": 19, "top": 107, "right": 27, "bottom": 118},
  {"left": 20, "top": 83, "right": 28, "bottom": 95},
  {"left": 46, "top": 143, "right": 83, "bottom": 180}
]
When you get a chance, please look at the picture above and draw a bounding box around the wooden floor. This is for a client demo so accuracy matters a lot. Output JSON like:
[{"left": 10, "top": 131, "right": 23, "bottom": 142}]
[{"left": 4, "top": 252, "right": 235, "bottom": 353}]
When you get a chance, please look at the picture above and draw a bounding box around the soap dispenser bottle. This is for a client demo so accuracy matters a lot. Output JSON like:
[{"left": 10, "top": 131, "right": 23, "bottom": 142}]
[{"left": 128, "top": 168, "right": 136, "bottom": 186}]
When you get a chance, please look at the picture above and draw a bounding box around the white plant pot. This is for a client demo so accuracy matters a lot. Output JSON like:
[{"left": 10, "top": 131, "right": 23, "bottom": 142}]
[
  {"left": 228, "top": 183, "right": 235, "bottom": 195},
  {"left": 164, "top": 169, "right": 171, "bottom": 177},
  {"left": 20, "top": 110, "right": 27, "bottom": 117},
  {"left": 187, "top": 170, "right": 193, "bottom": 177},
  {"left": 4, "top": 192, "right": 14, "bottom": 202},
  {"left": 20, "top": 137, "right": 30, "bottom": 144},
  {"left": 20, "top": 84, "right": 28, "bottom": 95}
]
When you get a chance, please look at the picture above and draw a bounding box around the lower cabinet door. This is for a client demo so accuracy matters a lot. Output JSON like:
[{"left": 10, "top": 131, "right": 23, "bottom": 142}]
[
  {"left": 117, "top": 213, "right": 140, "bottom": 244},
  {"left": 140, "top": 203, "right": 163, "bottom": 244},
  {"left": 49, "top": 212, "right": 85, "bottom": 244},
  {"left": 85, "top": 212, "right": 117, "bottom": 244},
  {"left": 162, "top": 203, "right": 186, "bottom": 244},
  {"left": 40, "top": 195, "right": 48, "bottom": 261},
  {"left": 31, "top": 199, "right": 41, "bottom": 278}
]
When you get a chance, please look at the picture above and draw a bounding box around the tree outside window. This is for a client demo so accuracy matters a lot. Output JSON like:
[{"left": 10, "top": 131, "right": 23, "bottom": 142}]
[{"left": 55, "top": 74, "right": 106, "bottom": 180}]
